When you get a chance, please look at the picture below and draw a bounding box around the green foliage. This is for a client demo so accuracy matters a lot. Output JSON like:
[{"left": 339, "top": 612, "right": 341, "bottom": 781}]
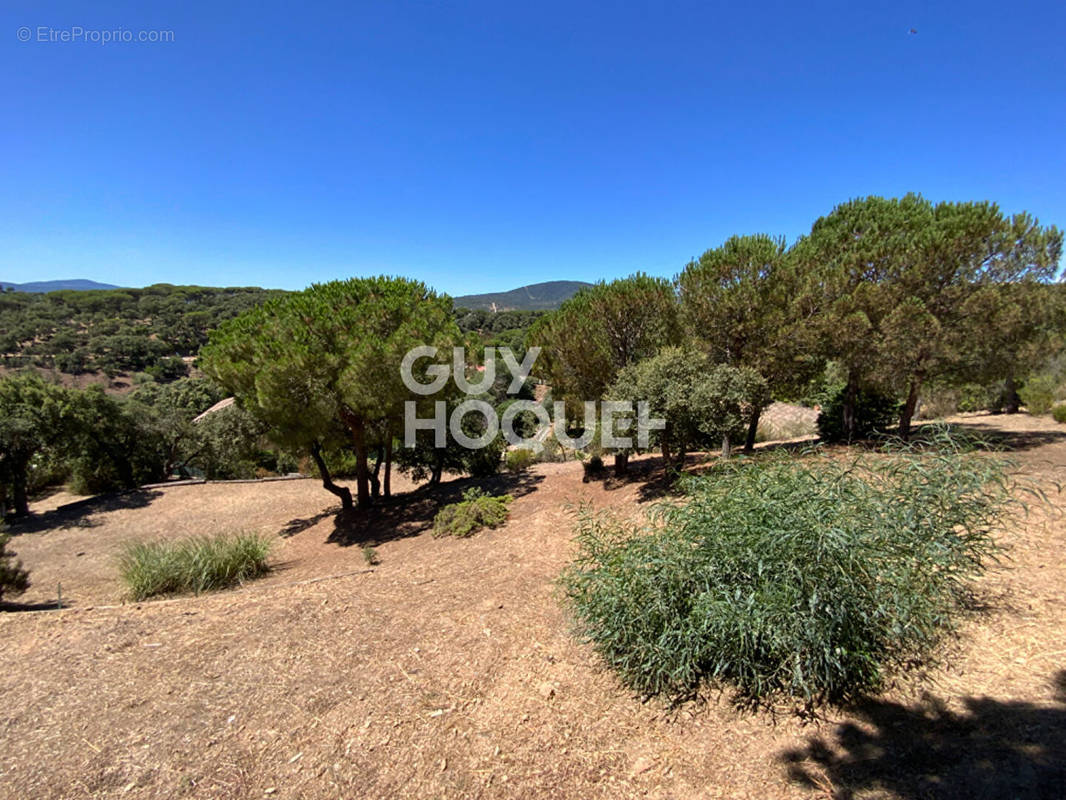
[
  {"left": 0, "top": 533, "right": 30, "bottom": 601},
  {"left": 958, "top": 382, "right": 1005, "bottom": 414},
  {"left": 608, "top": 347, "right": 769, "bottom": 461},
  {"left": 679, "top": 234, "right": 817, "bottom": 399},
  {"left": 504, "top": 448, "right": 537, "bottom": 473},
  {"left": 816, "top": 384, "right": 900, "bottom": 442},
  {"left": 361, "top": 545, "right": 380, "bottom": 566},
  {"left": 0, "top": 373, "right": 71, "bottom": 516},
  {"left": 202, "top": 276, "right": 461, "bottom": 505},
  {"left": 792, "top": 195, "right": 1062, "bottom": 436},
  {"left": 561, "top": 434, "right": 1013, "bottom": 706},
  {"left": 1019, "top": 374, "right": 1057, "bottom": 415},
  {"left": 463, "top": 434, "right": 504, "bottom": 478},
  {"left": 529, "top": 273, "right": 680, "bottom": 409},
  {"left": 1053, "top": 404, "right": 1066, "bottom": 424},
  {"left": 0, "top": 284, "right": 285, "bottom": 378},
  {"left": 432, "top": 487, "right": 513, "bottom": 538},
  {"left": 118, "top": 532, "right": 273, "bottom": 601}
]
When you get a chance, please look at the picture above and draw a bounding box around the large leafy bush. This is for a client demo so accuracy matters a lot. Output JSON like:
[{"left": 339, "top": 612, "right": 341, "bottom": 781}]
[{"left": 561, "top": 433, "right": 1014, "bottom": 707}]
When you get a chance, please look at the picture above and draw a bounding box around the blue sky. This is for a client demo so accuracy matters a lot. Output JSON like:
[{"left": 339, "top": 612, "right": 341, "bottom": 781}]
[{"left": 2, "top": 1, "right": 1064, "bottom": 296}]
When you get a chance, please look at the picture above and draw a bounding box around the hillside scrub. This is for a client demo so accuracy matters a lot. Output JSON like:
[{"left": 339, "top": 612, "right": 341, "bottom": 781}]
[
  {"left": 118, "top": 531, "right": 272, "bottom": 601},
  {"left": 561, "top": 431, "right": 1017, "bottom": 708}
]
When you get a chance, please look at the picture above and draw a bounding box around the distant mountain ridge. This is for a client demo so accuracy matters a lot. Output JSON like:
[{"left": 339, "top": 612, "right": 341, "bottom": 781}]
[
  {"left": 453, "top": 280, "right": 592, "bottom": 311},
  {"left": 1, "top": 279, "right": 120, "bottom": 293}
]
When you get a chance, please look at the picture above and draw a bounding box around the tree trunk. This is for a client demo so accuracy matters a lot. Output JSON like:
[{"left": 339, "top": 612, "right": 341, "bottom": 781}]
[
  {"left": 1004, "top": 373, "right": 1020, "bottom": 414},
  {"left": 310, "top": 442, "right": 353, "bottom": 511},
  {"left": 744, "top": 406, "right": 762, "bottom": 454},
  {"left": 720, "top": 433, "right": 731, "bottom": 459},
  {"left": 843, "top": 373, "right": 859, "bottom": 443},
  {"left": 613, "top": 451, "right": 629, "bottom": 477},
  {"left": 369, "top": 445, "right": 383, "bottom": 499},
  {"left": 383, "top": 436, "right": 392, "bottom": 498},
  {"left": 660, "top": 423, "right": 672, "bottom": 466},
  {"left": 899, "top": 379, "right": 921, "bottom": 440},
  {"left": 430, "top": 451, "right": 443, "bottom": 485},
  {"left": 340, "top": 410, "right": 372, "bottom": 505},
  {"left": 11, "top": 462, "right": 29, "bottom": 518}
]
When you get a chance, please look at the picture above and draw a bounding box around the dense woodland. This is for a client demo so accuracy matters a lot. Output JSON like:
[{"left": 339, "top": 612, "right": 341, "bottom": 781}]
[
  {"left": 0, "top": 284, "right": 286, "bottom": 378},
  {"left": 1, "top": 194, "right": 1064, "bottom": 518}
]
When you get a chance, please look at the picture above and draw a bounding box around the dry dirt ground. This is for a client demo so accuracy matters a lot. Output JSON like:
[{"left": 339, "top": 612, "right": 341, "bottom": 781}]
[{"left": 2, "top": 414, "right": 1065, "bottom": 799}]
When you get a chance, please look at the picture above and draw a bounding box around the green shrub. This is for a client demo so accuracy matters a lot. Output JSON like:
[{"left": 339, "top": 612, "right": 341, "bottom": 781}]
[
  {"left": 816, "top": 385, "right": 900, "bottom": 442},
  {"left": 561, "top": 433, "right": 1013, "bottom": 707},
  {"left": 433, "top": 487, "right": 513, "bottom": 538},
  {"left": 118, "top": 531, "right": 273, "bottom": 600},
  {"left": 0, "top": 533, "right": 30, "bottom": 602},
  {"left": 464, "top": 434, "right": 504, "bottom": 478},
  {"left": 1052, "top": 404, "right": 1066, "bottom": 424},
  {"left": 1019, "top": 374, "right": 1056, "bottom": 416},
  {"left": 958, "top": 382, "right": 1002, "bottom": 414},
  {"left": 581, "top": 455, "right": 606, "bottom": 482},
  {"left": 504, "top": 448, "right": 537, "bottom": 473}
]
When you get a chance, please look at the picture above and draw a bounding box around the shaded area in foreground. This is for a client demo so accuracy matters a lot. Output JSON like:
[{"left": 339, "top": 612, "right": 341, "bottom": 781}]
[{"left": 782, "top": 670, "right": 1066, "bottom": 800}]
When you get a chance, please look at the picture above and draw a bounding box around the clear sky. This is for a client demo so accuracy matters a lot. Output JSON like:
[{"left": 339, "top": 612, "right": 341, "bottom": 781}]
[{"left": 3, "top": 1, "right": 1064, "bottom": 295}]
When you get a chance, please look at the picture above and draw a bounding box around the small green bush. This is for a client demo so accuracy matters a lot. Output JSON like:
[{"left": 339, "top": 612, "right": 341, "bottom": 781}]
[
  {"left": 1052, "top": 404, "right": 1066, "bottom": 424},
  {"left": 1019, "top": 374, "right": 1056, "bottom": 416},
  {"left": 0, "top": 534, "right": 30, "bottom": 602},
  {"left": 118, "top": 531, "right": 272, "bottom": 600},
  {"left": 504, "top": 448, "right": 537, "bottom": 473},
  {"left": 581, "top": 455, "right": 606, "bottom": 482},
  {"left": 958, "top": 382, "right": 1002, "bottom": 414},
  {"left": 561, "top": 432, "right": 1013, "bottom": 707},
  {"left": 433, "top": 487, "right": 513, "bottom": 538},
  {"left": 816, "top": 385, "right": 900, "bottom": 442},
  {"left": 464, "top": 435, "right": 504, "bottom": 478}
]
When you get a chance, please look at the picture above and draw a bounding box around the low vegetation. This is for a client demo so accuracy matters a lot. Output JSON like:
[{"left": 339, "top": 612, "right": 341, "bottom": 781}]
[
  {"left": 433, "top": 487, "right": 513, "bottom": 538},
  {"left": 1020, "top": 373, "right": 1057, "bottom": 416},
  {"left": 504, "top": 448, "right": 537, "bottom": 473},
  {"left": 561, "top": 432, "right": 1016, "bottom": 707},
  {"left": 118, "top": 531, "right": 272, "bottom": 601}
]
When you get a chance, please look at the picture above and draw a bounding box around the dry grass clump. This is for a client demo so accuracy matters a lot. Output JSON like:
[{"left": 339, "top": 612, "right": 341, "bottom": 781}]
[{"left": 118, "top": 531, "right": 272, "bottom": 600}]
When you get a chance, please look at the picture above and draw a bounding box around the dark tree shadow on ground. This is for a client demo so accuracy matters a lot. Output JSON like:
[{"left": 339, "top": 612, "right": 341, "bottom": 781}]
[
  {"left": 781, "top": 670, "right": 1066, "bottom": 800},
  {"left": 0, "top": 599, "right": 71, "bottom": 612},
  {"left": 4, "top": 489, "right": 163, "bottom": 535},
  {"left": 281, "top": 471, "right": 546, "bottom": 547},
  {"left": 279, "top": 508, "right": 339, "bottom": 538},
  {"left": 943, "top": 422, "right": 1066, "bottom": 453}
]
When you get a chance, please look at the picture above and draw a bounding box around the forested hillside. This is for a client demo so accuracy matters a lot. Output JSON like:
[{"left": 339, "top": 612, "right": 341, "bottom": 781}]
[{"left": 0, "top": 284, "right": 287, "bottom": 380}]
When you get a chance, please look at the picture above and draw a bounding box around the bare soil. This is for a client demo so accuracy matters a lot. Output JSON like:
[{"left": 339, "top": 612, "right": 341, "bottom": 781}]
[{"left": 2, "top": 414, "right": 1065, "bottom": 799}]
